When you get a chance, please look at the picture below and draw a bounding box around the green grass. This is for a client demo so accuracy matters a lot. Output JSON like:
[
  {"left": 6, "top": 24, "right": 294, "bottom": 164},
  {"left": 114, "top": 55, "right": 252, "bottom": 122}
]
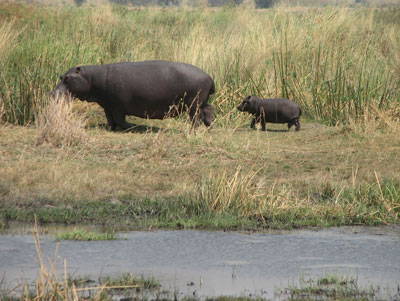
[
  {"left": 275, "top": 273, "right": 381, "bottom": 300},
  {"left": 55, "top": 229, "right": 118, "bottom": 241},
  {"left": 1, "top": 177, "right": 399, "bottom": 231},
  {"left": 99, "top": 273, "right": 160, "bottom": 291}
]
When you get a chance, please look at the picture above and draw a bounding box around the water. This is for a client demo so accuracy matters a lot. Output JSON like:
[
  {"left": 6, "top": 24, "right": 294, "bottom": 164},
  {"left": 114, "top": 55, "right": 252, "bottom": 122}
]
[{"left": 1, "top": 226, "right": 400, "bottom": 298}]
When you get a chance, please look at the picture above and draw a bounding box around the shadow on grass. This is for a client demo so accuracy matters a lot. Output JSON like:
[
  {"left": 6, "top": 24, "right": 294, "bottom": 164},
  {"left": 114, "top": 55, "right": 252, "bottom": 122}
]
[{"left": 89, "top": 123, "right": 161, "bottom": 133}]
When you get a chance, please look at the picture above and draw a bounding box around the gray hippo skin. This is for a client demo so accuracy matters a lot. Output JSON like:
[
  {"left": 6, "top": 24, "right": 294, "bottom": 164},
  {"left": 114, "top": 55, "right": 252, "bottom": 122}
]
[
  {"left": 51, "top": 60, "right": 215, "bottom": 131},
  {"left": 237, "top": 96, "right": 301, "bottom": 131}
]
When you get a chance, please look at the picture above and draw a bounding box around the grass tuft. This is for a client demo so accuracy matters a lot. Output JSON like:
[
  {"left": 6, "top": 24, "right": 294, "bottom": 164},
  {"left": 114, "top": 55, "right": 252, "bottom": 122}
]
[
  {"left": 55, "top": 229, "right": 117, "bottom": 241},
  {"left": 275, "top": 273, "right": 379, "bottom": 300},
  {"left": 35, "top": 95, "right": 88, "bottom": 148}
]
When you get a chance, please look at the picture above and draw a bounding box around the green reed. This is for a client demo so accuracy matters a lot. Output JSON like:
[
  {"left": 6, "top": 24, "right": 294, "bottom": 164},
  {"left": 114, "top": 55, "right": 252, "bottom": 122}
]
[{"left": 0, "top": 3, "right": 399, "bottom": 126}]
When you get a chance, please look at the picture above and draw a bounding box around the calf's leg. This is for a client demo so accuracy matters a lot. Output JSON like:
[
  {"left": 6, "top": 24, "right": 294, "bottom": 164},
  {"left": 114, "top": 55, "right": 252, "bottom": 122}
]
[{"left": 250, "top": 118, "right": 256, "bottom": 129}]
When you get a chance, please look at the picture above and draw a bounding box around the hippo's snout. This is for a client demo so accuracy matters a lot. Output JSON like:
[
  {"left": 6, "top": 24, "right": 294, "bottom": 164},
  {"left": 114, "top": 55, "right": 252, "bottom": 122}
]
[
  {"left": 49, "top": 90, "right": 58, "bottom": 98},
  {"left": 50, "top": 83, "right": 70, "bottom": 99},
  {"left": 237, "top": 104, "right": 245, "bottom": 112}
]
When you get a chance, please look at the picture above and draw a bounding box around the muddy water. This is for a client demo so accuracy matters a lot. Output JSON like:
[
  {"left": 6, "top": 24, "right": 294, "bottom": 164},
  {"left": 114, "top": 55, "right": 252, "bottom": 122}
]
[{"left": 1, "top": 226, "right": 400, "bottom": 298}]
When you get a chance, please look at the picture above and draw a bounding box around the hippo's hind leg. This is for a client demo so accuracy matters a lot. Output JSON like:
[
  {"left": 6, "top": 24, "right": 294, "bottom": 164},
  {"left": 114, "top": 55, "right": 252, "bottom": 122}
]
[
  {"left": 200, "top": 104, "right": 214, "bottom": 127},
  {"left": 295, "top": 119, "right": 301, "bottom": 131},
  {"left": 288, "top": 118, "right": 300, "bottom": 131},
  {"left": 260, "top": 109, "right": 267, "bottom": 131},
  {"left": 260, "top": 117, "right": 266, "bottom": 131}
]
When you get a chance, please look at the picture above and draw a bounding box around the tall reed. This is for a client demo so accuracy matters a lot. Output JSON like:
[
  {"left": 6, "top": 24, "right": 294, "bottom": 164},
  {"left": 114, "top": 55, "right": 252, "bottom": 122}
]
[{"left": 0, "top": 3, "right": 399, "bottom": 126}]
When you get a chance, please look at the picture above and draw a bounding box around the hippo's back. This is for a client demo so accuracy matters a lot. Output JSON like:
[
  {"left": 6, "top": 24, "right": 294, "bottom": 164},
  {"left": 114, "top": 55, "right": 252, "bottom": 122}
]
[
  {"left": 262, "top": 98, "right": 301, "bottom": 123},
  {"left": 104, "top": 60, "right": 215, "bottom": 118},
  {"left": 106, "top": 60, "right": 213, "bottom": 94}
]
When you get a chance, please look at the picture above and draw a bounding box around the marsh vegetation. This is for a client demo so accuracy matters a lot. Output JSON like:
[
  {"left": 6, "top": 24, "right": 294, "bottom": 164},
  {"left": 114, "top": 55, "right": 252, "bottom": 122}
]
[{"left": 0, "top": 0, "right": 399, "bottom": 231}]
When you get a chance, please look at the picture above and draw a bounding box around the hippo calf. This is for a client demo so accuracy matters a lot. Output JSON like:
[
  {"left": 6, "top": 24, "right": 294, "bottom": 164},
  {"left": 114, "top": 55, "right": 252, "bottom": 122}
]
[
  {"left": 51, "top": 60, "right": 215, "bottom": 131},
  {"left": 237, "top": 96, "right": 302, "bottom": 131}
]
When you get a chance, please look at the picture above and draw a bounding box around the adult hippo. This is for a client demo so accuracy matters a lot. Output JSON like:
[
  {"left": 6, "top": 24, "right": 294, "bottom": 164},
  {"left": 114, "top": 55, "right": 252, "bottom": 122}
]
[
  {"left": 51, "top": 60, "right": 215, "bottom": 130},
  {"left": 237, "top": 96, "right": 302, "bottom": 131}
]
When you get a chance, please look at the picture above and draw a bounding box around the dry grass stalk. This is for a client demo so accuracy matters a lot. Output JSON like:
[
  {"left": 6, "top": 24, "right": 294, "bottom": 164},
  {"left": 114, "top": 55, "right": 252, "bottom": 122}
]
[
  {"left": 199, "top": 166, "right": 263, "bottom": 217},
  {"left": 10, "top": 219, "right": 140, "bottom": 300},
  {"left": 0, "top": 19, "right": 18, "bottom": 60},
  {"left": 348, "top": 103, "right": 400, "bottom": 136},
  {"left": 35, "top": 95, "right": 88, "bottom": 148}
]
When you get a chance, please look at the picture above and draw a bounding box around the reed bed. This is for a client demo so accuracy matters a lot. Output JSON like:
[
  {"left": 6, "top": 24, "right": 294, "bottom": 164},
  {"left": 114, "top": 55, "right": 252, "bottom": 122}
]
[{"left": 0, "top": 2, "right": 399, "bottom": 126}]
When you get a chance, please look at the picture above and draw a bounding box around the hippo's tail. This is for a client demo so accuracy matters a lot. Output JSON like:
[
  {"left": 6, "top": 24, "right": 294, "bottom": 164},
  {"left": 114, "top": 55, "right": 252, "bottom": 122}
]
[{"left": 299, "top": 107, "right": 302, "bottom": 116}]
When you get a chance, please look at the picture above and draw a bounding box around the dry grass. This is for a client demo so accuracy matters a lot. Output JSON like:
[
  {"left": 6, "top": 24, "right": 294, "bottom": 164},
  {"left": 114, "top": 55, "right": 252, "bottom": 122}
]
[
  {"left": 35, "top": 95, "right": 88, "bottom": 148},
  {"left": 1, "top": 114, "right": 399, "bottom": 206},
  {"left": 0, "top": 18, "right": 20, "bottom": 59}
]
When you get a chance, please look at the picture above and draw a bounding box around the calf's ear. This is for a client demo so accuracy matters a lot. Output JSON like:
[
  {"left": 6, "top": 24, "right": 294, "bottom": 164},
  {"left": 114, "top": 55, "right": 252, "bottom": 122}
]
[{"left": 74, "top": 67, "right": 81, "bottom": 73}]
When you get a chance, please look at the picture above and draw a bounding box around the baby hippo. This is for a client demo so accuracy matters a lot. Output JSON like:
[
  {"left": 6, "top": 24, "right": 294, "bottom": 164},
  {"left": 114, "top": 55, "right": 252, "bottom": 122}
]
[{"left": 237, "top": 96, "right": 302, "bottom": 131}]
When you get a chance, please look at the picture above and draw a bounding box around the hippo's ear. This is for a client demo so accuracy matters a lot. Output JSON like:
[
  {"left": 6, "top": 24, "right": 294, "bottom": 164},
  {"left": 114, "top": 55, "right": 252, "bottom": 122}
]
[
  {"left": 244, "top": 95, "right": 254, "bottom": 103},
  {"left": 74, "top": 67, "right": 81, "bottom": 74},
  {"left": 244, "top": 95, "right": 252, "bottom": 103}
]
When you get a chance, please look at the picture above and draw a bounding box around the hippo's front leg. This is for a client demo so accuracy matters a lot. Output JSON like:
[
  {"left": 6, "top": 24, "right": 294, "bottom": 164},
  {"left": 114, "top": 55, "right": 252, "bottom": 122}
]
[
  {"left": 113, "top": 111, "right": 136, "bottom": 131},
  {"left": 105, "top": 108, "right": 136, "bottom": 131},
  {"left": 250, "top": 118, "right": 256, "bottom": 129},
  {"left": 104, "top": 108, "right": 116, "bottom": 131}
]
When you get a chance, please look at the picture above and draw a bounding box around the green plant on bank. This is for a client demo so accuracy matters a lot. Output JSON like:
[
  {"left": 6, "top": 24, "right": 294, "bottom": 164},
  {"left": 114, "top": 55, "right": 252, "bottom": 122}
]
[
  {"left": 55, "top": 229, "right": 118, "bottom": 241},
  {"left": 99, "top": 273, "right": 160, "bottom": 291},
  {"left": 275, "top": 273, "right": 380, "bottom": 300},
  {"left": 1, "top": 177, "right": 399, "bottom": 231},
  {"left": 0, "top": 2, "right": 399, "bottom": 126}
]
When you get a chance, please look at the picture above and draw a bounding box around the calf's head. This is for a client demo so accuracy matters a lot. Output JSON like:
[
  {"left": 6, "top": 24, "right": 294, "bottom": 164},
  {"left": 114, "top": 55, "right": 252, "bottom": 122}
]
[
  {"left": 237, "top": 96, "right": 255, "bottom": 113},
  {"left": 50, "top": 67, "right": 91, "bottom": 100}
]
